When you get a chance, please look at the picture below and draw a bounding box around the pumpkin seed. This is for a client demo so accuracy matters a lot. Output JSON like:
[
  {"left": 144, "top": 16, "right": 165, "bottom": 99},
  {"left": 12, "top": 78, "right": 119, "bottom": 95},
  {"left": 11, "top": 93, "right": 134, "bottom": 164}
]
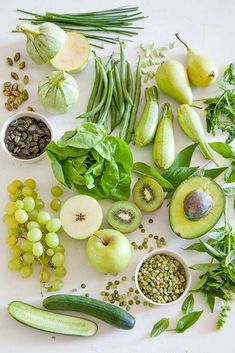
[
  {"left": 14, "top": 52, "right": 21, "bottom": 62},
  {"left": 7, "top": 57, "right": 13, "bottom": 66},
  {"left": 18, "top": 61, "right": 25, "bottom": 70},
  {"left": 11, "top": 72, "right": 19, "bottom": 80},
  {"left": 23, "top": 75, "right": 29, "bottom": 84}
]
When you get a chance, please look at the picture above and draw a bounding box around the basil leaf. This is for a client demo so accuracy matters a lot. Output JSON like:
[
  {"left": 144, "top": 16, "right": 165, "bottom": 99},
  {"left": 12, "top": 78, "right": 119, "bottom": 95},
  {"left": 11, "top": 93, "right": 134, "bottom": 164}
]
[
  {"left": 162, "top": 167, "right": 198, "bottom": 188},
  {"left": 150, "top": 318, "right": 169, "bottom": 338},
  {"left": 190, "top": 263, "right": 220, "bottom": 271},
  {"left": 181, "top": 294, "right": 194, "bottom": 314},
  {"left": 200, "top": 241, "right": 226, "bottom": 259},
  {"left": 184, "top": 243, "right": 206, "bottom": 252},
  {"left": 208, "top": 227, "right": 228, "bottom": 241},
  {"left": 167, "top": 143, "right": 198, "bottom": 169},
  {"left": 225, "top": 250, "right": 235, "bottom": 267},
  {"left": 203, "top": 292, "right": 215, "bottom": 312},
  {"left": 176, "top": 311, "right": 203, "bottom": 333},
  {"left": 224, "top": 161, "right": 235, "bottom": 183},
  {"left": 204, "top": 167, "right": 227, "bottom": 179},
  {"left": 222, "top": 185, "right": 235, "bottom": 196},
  {"left": 190, "top": 274, "right": 208, "bottom": 292},
  {"left": 207, "top": 288, "right": 227, "bottom": 300},
  {"left": 209, "top": 142, "right": 235, "bottom": 159},
  {"left": 132, "top": 162, "right": 174, "bottom": 190}
]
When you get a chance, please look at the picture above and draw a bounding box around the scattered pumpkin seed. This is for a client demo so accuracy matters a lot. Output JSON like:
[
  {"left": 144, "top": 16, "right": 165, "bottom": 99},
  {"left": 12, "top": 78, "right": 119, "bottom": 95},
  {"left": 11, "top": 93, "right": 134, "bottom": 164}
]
[
  {"left": 23, "top": 75, "right": 29, "bottom": 84},
  {"left": 7, "top": 57, "right": 13, "bottom": 66},
  {"left": 14, "top": 52, "right": 20, "bottom": 62},
  {"left": 11, "top": 72, "right": 19, "bottom": 80},
  {"left": 18, "top": 61, "right": 25, "bottom": 70},
  {"left": 27, "top": 106, "right": 34, "bottom": 111}
]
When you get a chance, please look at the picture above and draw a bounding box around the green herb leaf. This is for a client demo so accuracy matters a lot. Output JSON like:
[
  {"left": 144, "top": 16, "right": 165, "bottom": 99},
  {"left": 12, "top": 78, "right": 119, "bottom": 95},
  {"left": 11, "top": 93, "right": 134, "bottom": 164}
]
[
  {"left": 184, "top": 243, "right": 206, "bottom": 252},
  {"left": 224, "top": 161, "right": 235, "bottom": 183},
  {"left": 162, "top": 167, "right": 198, "bottom": 188},
  {"left": 222, "top": 185, "right": 235, "bottom": 196},
  {"left": 204, "top": 167, "right": 227, "bottom": 179},
  {"left": 190, "top": 263, "right": 220, "bottom": 271},
  {"left": 176, "top": 311, "right": 203, "bottom": 333},
  {"left": 209, "top": 142, "right": 235, "bottom": 159},
  {"left": 190, "top": 274, "right": 208, "bottom": 292},
  {"left": 200, "top": 241, "right": 226, "bottom": 259},
  {"left": 150, "top": 318, "right": 170, "bottom": 338},
  {"left": 208, "top": 227, "right": 228, "bottom": 241},
  {"left": 225, "top": 250, "right": 235, "bottom": 266},
  {"left": 203, "top": 292, "right": 215, "bottom": 312},
  {"left": 181, "top": 294, "right": 194, "bottom": 314},
  {"left": 167, "top": 143, "right": 198, "bottom": 169},
  {"left": 132, "top": 162, "right": 174, "bottom": 190}
]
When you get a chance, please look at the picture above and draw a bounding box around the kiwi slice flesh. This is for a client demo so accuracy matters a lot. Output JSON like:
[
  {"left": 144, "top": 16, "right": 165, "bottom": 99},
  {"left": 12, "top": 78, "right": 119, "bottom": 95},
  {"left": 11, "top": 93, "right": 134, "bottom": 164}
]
[
  {"left": 132, "top": 176, "right": 164, "bottom": 212},
  {"left": 107, "top": 201, "right": 142, "bottom": 233}
]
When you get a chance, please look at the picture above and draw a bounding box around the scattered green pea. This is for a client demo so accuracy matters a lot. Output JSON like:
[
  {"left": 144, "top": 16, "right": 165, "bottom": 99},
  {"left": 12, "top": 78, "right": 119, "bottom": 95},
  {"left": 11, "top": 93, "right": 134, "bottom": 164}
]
[
  {"left": 148, "top": 219, "right": 154, "bottom": 223},
  {"left": 81, "top": 283, "right": 86, "bottom": 289}
]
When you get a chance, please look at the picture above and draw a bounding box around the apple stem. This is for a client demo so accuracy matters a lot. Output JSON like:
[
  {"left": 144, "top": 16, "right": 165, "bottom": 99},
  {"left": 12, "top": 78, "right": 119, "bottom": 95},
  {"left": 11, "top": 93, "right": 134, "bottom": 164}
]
[
  {"left": 93, "top": 234, "right": 109, "bottom": 246},
  {"left": 175, "top": 33, "right": 189, "bottom": 50}
]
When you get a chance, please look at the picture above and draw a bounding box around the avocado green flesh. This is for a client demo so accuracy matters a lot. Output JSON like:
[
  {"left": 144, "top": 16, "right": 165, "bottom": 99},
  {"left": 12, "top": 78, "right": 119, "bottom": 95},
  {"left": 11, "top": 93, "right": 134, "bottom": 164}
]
[{"left": 169, "top": 176, "right": 225, "bottom": 239}]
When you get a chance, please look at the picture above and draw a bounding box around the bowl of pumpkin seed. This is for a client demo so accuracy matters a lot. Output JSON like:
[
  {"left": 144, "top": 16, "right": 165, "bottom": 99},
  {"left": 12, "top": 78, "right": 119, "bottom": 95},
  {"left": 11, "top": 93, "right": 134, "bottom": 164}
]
[{"left": 135, "top": 249, "right": 191, "bottom": 306}]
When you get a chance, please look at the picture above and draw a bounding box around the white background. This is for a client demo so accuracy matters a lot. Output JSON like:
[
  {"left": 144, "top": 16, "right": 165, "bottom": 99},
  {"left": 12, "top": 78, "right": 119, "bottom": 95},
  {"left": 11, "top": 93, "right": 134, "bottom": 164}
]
[{"left": 0, "top": 0, "right": 235, "bottom": 352}]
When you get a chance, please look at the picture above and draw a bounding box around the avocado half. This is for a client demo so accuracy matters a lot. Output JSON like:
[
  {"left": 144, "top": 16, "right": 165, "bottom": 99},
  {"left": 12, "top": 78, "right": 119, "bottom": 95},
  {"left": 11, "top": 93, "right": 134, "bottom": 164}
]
[{"left": 169, "top": 176, "right": 225, "bottom": 239}]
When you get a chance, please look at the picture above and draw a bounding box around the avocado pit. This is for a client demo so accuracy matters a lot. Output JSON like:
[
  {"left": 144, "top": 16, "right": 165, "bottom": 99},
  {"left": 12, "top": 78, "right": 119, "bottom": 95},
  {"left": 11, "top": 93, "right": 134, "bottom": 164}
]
[{"left": 184, "top": 189, "right": 213, "bottom": 221}]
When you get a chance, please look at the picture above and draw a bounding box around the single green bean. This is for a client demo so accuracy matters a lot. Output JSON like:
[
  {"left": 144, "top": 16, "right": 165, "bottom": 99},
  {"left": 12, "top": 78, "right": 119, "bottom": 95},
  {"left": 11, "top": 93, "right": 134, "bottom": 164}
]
[
  {"left": 110, "top": 97, "right": 117, "bottom": 132},
  {"left": 86, "top": 58, "right": 100, "bottom": 121},
  {"left": 119, "top": 61, "right": 133, "bottom": 140},
  {"left": 77, "top": 59, "right": 108, "bottom": 119},
  {"left": 93, "top": 76, "right": 104, "bottom": 123},
  {"left": 119, "top": 40, "right": 133, "bottom": 106},
  {"left": 113, "top": 64, "right": 125, "bottom": 124},
  {"left": 125, "top": 56, "right": 142, "bottom": 143},
  {"left": 97, "top": 69, "right": 114, "bottom": 126}
]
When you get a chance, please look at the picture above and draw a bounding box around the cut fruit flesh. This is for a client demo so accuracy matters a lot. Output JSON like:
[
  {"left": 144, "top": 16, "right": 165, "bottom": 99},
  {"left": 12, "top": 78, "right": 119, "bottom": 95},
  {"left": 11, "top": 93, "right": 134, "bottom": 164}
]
[
  {"left": 60, "top": 195, "right": 102, "bottom": 239},
  {"left": 107, "top": 201, "right": 142, "bottom": 233},
  {"left": 50, "top": 32, "right": 90, "bottom": 73},
  {"left": 169, "top": 176, "right": 225, "bottom": 239},
  {"left": 132, "top": 176, "right": 164, "bottom": 212}
]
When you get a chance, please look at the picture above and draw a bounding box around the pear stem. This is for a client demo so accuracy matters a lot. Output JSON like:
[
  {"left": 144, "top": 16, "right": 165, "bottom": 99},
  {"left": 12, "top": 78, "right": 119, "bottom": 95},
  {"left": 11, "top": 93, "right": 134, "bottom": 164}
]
[{"left": 175, "top": 33, "right": 189, "bottom": 50}]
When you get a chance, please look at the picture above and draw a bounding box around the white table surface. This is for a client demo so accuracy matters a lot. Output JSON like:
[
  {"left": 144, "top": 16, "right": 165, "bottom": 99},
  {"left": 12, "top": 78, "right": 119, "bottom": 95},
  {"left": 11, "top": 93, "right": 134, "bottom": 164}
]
[{"left": 0, "top": 0, "right": 235, "bottom": 352}]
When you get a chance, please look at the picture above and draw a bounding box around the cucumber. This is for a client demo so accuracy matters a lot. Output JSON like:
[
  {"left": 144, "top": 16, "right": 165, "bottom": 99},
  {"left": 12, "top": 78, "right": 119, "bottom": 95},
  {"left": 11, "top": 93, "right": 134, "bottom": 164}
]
[
  {"left": 8, "top": 301, "right": 98, "bottom": 336},
  {"left": 50, "top": 32, "right": 90, "bottom": 73},
  {"left": 43, "top": 295, "right": 135, "bottom": 330}
]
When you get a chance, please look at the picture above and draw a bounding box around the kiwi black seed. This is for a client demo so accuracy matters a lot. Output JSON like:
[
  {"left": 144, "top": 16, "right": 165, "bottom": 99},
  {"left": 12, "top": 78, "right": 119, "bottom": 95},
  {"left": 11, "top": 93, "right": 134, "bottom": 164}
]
[
  {"left": 107, "top": 201, "right": 142, "bottom": 233},
  {"left": 132, "top": 176, "right": 164, "bottom": 212}
]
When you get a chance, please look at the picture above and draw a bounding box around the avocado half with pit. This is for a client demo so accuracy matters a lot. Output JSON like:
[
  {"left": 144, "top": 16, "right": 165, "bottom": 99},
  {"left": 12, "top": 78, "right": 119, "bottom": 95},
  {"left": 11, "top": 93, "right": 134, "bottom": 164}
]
[{"left": 169, "top": 176, "right": 225, "bottom": 239}]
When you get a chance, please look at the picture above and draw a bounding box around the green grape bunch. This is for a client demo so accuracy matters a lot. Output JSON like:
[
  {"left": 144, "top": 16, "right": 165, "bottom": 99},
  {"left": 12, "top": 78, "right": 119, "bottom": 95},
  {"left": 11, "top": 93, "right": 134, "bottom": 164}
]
[{"left": 4, "top": 179, "right": 65, "bottom": 293}]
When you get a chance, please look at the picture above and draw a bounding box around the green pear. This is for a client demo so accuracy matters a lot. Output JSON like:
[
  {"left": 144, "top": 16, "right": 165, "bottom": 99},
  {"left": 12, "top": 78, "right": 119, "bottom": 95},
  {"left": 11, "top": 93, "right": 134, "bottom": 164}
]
[
  {"left": 175, "top": 33, "right": 218, "bottom": 87},
  {"left": 155, "top": 60, "right": 193, "bottom": 104}
]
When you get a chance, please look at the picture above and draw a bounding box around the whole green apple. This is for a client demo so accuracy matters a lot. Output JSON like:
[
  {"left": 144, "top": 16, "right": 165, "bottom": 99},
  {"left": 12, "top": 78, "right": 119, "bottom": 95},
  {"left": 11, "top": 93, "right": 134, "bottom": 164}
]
[{"left": 86, "top": 229, "right": 132, "bottom": 274}]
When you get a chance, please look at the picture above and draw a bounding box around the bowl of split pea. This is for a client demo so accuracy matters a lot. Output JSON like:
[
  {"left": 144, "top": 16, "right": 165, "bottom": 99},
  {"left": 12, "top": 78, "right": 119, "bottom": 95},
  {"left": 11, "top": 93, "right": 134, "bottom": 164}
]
[{"left": 135, "top": 249, "right": 191, "bottom": 306}]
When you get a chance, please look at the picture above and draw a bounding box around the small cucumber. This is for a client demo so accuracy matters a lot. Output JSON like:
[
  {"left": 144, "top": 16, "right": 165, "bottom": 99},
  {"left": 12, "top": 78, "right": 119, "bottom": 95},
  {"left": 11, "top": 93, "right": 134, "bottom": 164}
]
[
  {"left": 43, "top": 295, "right": 135, "bottom": 330},
  {"left": 8, "top": 301, "right": 98, "bottom": 336}
]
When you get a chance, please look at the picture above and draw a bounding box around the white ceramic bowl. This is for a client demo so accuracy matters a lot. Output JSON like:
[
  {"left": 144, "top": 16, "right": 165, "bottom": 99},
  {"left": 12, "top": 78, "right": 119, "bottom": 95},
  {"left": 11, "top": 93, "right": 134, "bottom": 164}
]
[
  {"left": 0, "top": 111, "right": 52, "bottom": 163},
  {"left": 135, "top": 249, "right": 191, "bottom": 306}
]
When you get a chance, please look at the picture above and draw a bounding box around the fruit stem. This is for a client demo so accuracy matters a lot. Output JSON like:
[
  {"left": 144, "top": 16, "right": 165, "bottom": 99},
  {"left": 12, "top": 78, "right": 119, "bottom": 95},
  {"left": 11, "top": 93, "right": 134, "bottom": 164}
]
[
  {"left": 175, "top": 33, "right": 189, "bottom": 50},
  {"left": 93, "top": 234, "right": 109, "bottom": 246}
]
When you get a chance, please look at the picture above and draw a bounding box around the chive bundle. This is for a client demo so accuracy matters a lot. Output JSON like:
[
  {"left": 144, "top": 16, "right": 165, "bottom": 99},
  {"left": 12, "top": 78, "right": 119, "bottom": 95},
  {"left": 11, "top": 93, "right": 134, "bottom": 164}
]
[{"left": 16, "top": 6, "right": 147, "bottom": 48}]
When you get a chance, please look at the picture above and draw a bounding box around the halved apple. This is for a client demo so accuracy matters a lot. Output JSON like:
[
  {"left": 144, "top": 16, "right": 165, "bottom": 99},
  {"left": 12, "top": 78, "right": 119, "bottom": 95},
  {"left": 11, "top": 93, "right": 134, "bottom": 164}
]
[{"left": 60, "top": 195, "right": 102, "bottom": 239}]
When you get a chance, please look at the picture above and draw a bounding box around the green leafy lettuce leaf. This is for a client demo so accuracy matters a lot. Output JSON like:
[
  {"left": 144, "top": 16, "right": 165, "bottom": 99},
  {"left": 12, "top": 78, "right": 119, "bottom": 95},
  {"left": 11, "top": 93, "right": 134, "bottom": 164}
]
[{"left": 46, "top": 123, "right": 133, "bottom": 201}]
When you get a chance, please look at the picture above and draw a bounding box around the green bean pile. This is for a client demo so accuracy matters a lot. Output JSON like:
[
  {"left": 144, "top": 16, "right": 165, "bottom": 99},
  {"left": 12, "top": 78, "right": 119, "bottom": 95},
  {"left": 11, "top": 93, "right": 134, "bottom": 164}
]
[{"left": 78, "top": 41, "right": 142, "bottom": 143}]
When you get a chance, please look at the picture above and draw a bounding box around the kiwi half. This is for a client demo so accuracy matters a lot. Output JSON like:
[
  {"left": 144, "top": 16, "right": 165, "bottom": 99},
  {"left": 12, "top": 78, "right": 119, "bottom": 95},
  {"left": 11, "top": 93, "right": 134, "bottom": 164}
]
[
  {"left": 132, "top": 176, "right": 164, "bottom": 212},
  {"left": 107, "top": 201, "right": 142, "bottom": 233}
]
